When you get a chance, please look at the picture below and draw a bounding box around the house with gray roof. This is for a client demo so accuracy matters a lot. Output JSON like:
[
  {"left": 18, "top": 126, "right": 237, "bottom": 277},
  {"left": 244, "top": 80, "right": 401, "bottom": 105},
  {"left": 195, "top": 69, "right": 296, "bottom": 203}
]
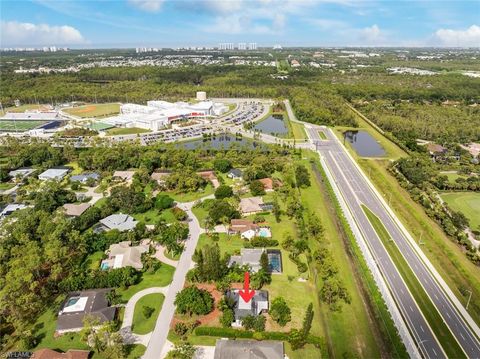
[
  {"left": 70, "top": 172, "right": 100, "bottom": 184},
  {"left": 225, "top": 289, "right": 269, "bottom": 327},
  {"left": 39, "top": 167, "right": 70, "bottom": 181},
  {"left": 214, "top": 339, "right": 284, "bottom": 359},
  {"left": 8, "top": 167, "right": 35, "bottom": 181},
  {"left": 227, "top": 168, "right": 243, "bottom": 180},
  {"left": 0, "top": 203, "right": 29, "bottom": 219},
  {"left": 229, "top": 248, "right": 265, "bottom": 273},
  {"left": 56, "top": 288, "right": 116, "bottom": 334},
  {"left": 97, "top": 213, "right": 138, "bottom": 232}
]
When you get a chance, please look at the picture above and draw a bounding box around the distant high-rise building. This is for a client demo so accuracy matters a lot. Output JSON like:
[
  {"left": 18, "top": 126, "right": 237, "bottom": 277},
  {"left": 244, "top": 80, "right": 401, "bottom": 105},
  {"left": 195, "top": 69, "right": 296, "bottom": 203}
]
[
  {"left": 273, "top": 44, "right": 282, "bottom": 50},
  {"left": 238, "top": 42, "right": 247, "bottom": 50},
  {"left": 248, "top": 42, "right": 257, "bottom": 50},
  {"left": 219, "top": 43, "right": 234, "bottom": 50},
  {"left": 50, "top": 46, "right": 57, "bottom": 52}
]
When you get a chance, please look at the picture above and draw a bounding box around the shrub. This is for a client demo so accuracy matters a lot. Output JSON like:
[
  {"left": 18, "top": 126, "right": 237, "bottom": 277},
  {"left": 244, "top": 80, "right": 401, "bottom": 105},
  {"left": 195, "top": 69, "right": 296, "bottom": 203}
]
[
  {"left": 245, "top": 237, "right": 278, "bottom": 248},
  {"left": 172, "top": 206, "right": 187, "bottom": 221},
  {"left": 214, "top": 159, "right": 232, "bottom": 173},
  {"left": 174, "top": 286, "right": 214, "bottom": 315},
  {"left": 142, "top": 305, "right": 155, "bottom": 319},
  {"left": 215, "top": 185, "right": 234, "bottom": 199},
  {"left": 249, "top": 180, "right": 266, "bottom": 196},
  {"left": 155, "top": 194, "right": 174, "bottom": 210},
  {"left": 174, "top": 322, "right": 188, "bottom": 336},
  {"left": 270, "top": 297, "right": 291, "bottom": 326},
  {"left": 220, "top": 309, "right": 235, "bottom": 327}
]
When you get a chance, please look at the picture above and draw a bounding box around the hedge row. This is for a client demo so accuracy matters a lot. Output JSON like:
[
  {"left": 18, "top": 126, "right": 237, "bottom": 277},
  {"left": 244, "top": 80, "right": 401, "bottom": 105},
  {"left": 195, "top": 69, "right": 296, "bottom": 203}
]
[{"left": 194, "top": 326, "right": 323, "bottom": 345}]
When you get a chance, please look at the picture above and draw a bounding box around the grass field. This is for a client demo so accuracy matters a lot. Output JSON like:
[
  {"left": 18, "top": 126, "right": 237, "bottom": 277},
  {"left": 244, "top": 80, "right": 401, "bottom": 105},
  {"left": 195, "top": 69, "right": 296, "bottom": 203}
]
[
  {"left": 106, "top": 127, "right": 151, "bottom": 136},
  {"left": 64, "top": 103, "right": 120, "bottom": 118},
  {"left": 362, "top": 204, "right": 465, "bottom": 359},
  {"left": 441, "top": 192, "right": 480, "bottom": 230},
  {"left": 0, "top": 120, "right": 46, "bottom": 132},
  {"left": 132, "top": 208, "right": 178, "bottom": 225},
  {"left": 0, "top": 182, "right": 15, "bottom": 191},
  {"left": 132, "top": 293, "right": 165, "bottom": 335}
]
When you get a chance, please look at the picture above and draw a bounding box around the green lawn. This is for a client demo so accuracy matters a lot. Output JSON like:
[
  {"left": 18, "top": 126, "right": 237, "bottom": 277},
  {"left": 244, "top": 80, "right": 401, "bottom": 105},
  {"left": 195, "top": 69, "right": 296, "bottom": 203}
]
[
  {"left": 0, "top": 120, "right": 47, "bottom": 132},
  {"left": 64, "top": 103, "right": 120, "bottom": 118},
  {"left": 84, "top": 251, "right": 105, "bottom": 271},
  {"left": 441, "top": 192, "right": 480, "bottom": 230},
  {"left": 0, "top": 182, "right": 15, "bottom": 190},
  {"left": 362, "top": 204, "right": 465, "bottom": 359},
  {"left": 131, "top": 293, "right": 165, "bottom": 335},
  {"left": 158, "top": 184, "right": 214, "bottom": 203},
  {"left": 132, "top": 208, "right": 177, "bottom": 225},
  {"left": 125, "top": 344, "right": 146, "bottom": 359},
  {"left": 106, "top": 127, "right": 151, "bottom": 136},
  {"left": 443, "top": 172, "right": 470, "bottom": 183},
  {"left": 290, "top": 121, "right": 308, "bottom": 140},
  {"left": 285, "top": 342, "right": 325, "bottom": 359},
  {"left": 119, "top": 264, "right": 175, "bottom": 301},
  {"left": 30, "top": 297, "right": 89, "bottom": 352},
  {"left": 197, "top": 233, "right": 245, "bottom": 255}
]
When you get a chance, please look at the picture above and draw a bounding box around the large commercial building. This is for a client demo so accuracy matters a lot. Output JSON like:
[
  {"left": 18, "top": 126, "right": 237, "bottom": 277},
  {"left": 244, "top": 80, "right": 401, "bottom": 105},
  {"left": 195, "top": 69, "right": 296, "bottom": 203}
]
[{"left": 102, "top": 99, "right": 228, "bottom": 132}]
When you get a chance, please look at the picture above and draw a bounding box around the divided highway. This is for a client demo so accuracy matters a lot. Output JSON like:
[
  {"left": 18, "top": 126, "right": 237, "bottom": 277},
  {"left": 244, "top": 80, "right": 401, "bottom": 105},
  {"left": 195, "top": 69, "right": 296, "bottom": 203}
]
[{"left": 306, "top": 125, "right": 480, "bottom": 358}]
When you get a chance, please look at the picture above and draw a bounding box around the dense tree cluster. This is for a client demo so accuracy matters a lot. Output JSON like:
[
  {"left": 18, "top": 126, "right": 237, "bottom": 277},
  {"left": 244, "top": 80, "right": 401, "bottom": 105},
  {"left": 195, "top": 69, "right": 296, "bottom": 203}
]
[{"left": 174, "top": 286, "right": 214, "bottom": 316}]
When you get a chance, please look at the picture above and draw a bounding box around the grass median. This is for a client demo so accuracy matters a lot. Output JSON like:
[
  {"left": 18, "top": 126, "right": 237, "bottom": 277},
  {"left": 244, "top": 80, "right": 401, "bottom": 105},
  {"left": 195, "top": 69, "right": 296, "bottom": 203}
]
[{"left": 362, "top": 204, "right": 466, "bottom": 359}]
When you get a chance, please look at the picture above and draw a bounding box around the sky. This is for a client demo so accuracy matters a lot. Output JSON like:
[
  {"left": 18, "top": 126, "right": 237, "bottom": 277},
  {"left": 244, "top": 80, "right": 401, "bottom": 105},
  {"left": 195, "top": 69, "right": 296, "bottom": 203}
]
[{"left": 0, "top": 0, "right": 479, "bottom": 48}]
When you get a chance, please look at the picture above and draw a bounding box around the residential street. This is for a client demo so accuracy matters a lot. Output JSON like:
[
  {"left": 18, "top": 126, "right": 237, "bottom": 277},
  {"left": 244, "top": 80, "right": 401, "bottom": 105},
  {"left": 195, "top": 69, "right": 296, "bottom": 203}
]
[{"left": 142, "top": 199, "right": 204, "bottom": 359}]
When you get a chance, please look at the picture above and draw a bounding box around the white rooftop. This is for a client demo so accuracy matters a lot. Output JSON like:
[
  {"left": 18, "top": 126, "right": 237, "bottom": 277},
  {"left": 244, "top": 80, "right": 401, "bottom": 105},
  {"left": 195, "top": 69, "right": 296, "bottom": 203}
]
[{"left": 62, "top": 296, "right": 88, "bottom": 313}]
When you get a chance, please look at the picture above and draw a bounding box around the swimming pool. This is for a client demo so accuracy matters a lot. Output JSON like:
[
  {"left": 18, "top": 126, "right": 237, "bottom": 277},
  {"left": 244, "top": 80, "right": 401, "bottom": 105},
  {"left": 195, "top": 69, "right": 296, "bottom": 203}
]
[
  {"left": 101, "top": 262, "right": 110, "bottom": 270},
  {"left": 267, "top": 251, "right": 282, "bottom": 273},
  {"left": 258, "top": 228, "right": 271, "bottom": 238}
]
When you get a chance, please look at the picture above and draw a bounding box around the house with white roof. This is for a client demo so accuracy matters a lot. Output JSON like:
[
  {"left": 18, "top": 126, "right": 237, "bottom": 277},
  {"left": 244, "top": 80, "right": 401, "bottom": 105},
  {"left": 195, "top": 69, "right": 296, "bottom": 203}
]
[{"left": 38, "top": 167, "right": 70, "bottom": 181}]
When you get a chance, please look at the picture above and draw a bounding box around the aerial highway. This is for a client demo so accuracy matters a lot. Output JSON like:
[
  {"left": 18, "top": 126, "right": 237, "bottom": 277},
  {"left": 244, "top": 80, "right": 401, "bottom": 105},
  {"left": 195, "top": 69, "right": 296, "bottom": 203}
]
[{"left": 306, "top": 124, "right": 480, "bottom": 358}]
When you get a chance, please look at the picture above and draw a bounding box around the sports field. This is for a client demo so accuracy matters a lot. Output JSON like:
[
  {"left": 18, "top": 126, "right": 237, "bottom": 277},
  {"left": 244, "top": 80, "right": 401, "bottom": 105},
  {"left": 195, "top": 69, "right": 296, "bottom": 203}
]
[
  {"left": 0, "top": 120, "right": 46, "bottom": 132},
  {"left": 63, "top": 103, "right": 120, "bottom": 118},
  {"left": 441, "top": 192, "right": 480, "bottom": 230}
]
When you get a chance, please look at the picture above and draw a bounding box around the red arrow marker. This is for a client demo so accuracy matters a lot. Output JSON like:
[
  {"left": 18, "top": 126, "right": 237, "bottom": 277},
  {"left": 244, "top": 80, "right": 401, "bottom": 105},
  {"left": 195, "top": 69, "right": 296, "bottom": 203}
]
[{"left": 239, "top": 272, "right": 255, "bottom": 303}]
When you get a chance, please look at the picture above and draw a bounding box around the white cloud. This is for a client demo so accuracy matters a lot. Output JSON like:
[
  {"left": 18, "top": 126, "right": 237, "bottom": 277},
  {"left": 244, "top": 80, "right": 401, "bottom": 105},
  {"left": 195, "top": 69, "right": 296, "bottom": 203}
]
[
  {"left": 359, "top": 24, "right": 383, "bottom": 43},
  {"left": 432, "top": 25, "right": 480, "bottom": 47},
  {"left": 128, "top": 0, "right": 165, "bottom": 12},
  {"left": 0, "top": 21, "right": 86, "bottom": 46}
]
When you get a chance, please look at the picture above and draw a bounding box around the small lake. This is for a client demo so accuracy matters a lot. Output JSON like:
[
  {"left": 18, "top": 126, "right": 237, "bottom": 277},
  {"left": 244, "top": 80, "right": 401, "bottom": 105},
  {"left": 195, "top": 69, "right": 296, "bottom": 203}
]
[
  {"left": 179, "top": 133, "right": 265, "bottom": 150},
  {"left": 343, "top": 130, "right": 385, "bottom": 157},
  {"left": 254, "top": 115, "right": 288, "bottom": 136}
]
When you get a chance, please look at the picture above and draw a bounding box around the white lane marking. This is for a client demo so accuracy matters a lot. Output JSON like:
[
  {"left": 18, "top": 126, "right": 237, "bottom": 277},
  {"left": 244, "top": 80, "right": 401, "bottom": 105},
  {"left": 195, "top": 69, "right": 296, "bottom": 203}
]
[
  {"left": 409, "top": 305, "right": 414, "bottom": 312},
  {"left": 421, "top": 325, "right": 425, "bottom": 333},
  {"left": 446, "top": 312, "right": 451, "bottom": 319},
  {"left": 432, "top": 348, "right": 437, "bottom": 356}
]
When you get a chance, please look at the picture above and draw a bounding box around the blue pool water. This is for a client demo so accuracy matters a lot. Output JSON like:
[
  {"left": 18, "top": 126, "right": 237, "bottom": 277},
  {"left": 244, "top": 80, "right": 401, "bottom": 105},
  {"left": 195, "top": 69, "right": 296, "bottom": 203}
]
[
  {"left": 101, "top": 262, "right": 110, "bottom": 270},
  {"left": 258, "top": 228, "right": 270, "bottom": 237},
  {"left": 66, "top": 298, "right": 79, "bottom": 307},
  {"left": 268, "top": 251, "right": 282, "bottom": 273}
]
